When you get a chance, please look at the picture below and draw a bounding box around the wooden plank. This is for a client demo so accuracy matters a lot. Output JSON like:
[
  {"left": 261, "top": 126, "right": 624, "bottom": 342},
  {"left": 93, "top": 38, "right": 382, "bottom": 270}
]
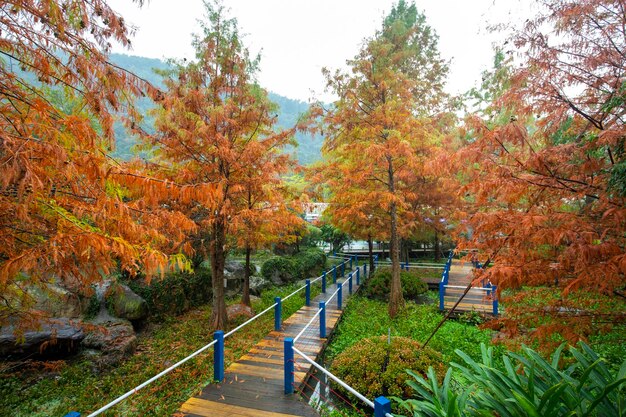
[
  {"left": 179, "top": 274, "right": 364, "bottom": 417},
  {"left": 181, "top": 397, "right": 308, "bottom": 417}
]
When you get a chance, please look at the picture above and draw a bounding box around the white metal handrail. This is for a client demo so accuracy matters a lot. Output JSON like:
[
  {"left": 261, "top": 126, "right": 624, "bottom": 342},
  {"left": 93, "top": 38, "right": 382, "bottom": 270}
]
[
  {"left": 83, "top": 257, "right": 354, "bottom": 416},
  {"left": 293, "top": 346, "right": 375, "bottom": 409},
  {"left": 444, "top": 285, "right": 493, "bottom": 291},
  {"left": 86, "top": 338, "right": 218, "bottom": 417}
]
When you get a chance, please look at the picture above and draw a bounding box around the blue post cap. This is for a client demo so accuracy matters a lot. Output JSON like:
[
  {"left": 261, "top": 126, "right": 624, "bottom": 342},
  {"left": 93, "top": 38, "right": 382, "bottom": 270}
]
[
  {"left": 64, "top": 413, "right": 81, "bottom": 417},
  {"left": 374, "top": 396, "right": 391, "bottom": 417}
]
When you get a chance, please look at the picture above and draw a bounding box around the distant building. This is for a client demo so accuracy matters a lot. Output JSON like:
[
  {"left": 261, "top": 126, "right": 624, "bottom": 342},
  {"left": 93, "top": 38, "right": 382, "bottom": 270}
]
[{"left": 303, "top": 202, "right": 328, "bottom": 223}]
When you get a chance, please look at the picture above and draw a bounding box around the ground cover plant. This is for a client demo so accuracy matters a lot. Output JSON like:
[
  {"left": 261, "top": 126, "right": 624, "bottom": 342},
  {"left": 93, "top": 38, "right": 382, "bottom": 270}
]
[
  {"left": 326, "top": 294, "right": 498, "bottom": 367},
  {"left": 0, "top": 283, "right": 318, "bottom": 417},
  {"left": 494, "top": 287, "right": 626, "bottom": 369}
]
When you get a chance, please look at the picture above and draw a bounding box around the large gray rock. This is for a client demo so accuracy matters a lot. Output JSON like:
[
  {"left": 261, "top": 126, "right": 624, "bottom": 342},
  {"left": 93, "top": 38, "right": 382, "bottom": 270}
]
[
  {"left": 105, "top": 284, "right": 148, "bottom": 321},
  {"left": 27, "top": 283, "right": 83, "bottom": 318},
  {"left": 249, "top": 275, "right": 272, "bottom": 296},
  {"left": 0, "top": 318, "right": 84, "bottom": 356},
  {"left": 226, "top": 303, "right": 255, "bottom": 323},
  {"left": 81, "top": 319, "right": 137, "bottom": 366},
  {"left": 82, "top": 319, "right": 136, "bottom": 352}
]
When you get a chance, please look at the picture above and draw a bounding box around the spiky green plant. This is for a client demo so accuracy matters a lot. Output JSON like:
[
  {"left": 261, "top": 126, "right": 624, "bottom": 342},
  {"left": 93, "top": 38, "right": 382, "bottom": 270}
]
[{"left": 396, "top": 342, "right": 626, "bottom": 417}]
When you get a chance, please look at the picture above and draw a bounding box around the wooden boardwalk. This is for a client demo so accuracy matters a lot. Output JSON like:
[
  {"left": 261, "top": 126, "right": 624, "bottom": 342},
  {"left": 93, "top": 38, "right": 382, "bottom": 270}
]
[
  {"left": 178, "top": 270, "right": 360, "bottom": 417},
  {"left": 443, "top": 259, "right": 494, "bottom": 313}
]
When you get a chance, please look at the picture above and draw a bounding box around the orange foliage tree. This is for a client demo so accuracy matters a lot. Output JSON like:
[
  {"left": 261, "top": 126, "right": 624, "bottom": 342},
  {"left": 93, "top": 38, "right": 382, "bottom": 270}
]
[
  {"left": 0, "top": 1, "right": 195, "bottom": 328},
  {"left": 455, "top": 0, "right": 626, "bottom": 345},
  {"left": 319, "top": 0, "right": 449, "bottom": 317},
  {"left": 145, "top": 2, "right": 303, "bottom": 328},
  {"left": 233, "top": 134, "right": 303, "bottom": 307}
]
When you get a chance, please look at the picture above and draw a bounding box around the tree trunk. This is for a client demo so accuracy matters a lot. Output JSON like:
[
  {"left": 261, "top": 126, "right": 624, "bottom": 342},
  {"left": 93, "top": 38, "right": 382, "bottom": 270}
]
[
  {"left": 387, "top": 157, "right": 403, "bottom": 318},
  {"left": 433, "top": 231, "right": 440, "bottom": 262},
  {"left": 210, "top": 217, "right": 228, "bottom": 330},
  {"left": 242, "top": 244, "right": 251, "bottom": 307},
  {"left": 368, "top": 234, "right": 375, "bottom": 274}
]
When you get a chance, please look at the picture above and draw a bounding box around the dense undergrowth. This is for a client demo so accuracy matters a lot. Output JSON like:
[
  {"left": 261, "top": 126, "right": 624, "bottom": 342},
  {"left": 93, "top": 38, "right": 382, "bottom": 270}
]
[
  {"left": 0, "top": 283, "right": 320, "bottom": 417},
  {"left": 326, "top": 293, "right": 497, "bottom": 364}
]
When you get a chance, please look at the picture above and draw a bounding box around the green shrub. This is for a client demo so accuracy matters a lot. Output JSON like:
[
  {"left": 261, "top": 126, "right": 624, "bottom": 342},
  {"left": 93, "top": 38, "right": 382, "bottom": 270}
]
[
  {"left": 364, "top": 267, "right": 428, "bottom": 301},
  {"left": 127, "top": 268, "right": 212, "bottom": 317},
  {"left": 261, "top": 249, "right": 326, "bottom": 282},
  {"left": 397, "top": 342, "right": 626, "bottom": 417},
  {"left": 261, "top": 257, "right": 296, "bottom": 282},
  {"left": 331, "top": 336, "right": 446, "bottom": 401},
  {"left": 83, "top": 294, "right": 101, "bottom": 319},
  {"left": 292, "top": 248, "right": 326, "bottom": 277}
]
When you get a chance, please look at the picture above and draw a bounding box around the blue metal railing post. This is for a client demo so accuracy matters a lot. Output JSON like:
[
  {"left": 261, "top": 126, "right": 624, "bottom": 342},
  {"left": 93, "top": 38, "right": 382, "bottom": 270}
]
[
  {"left": 439, "top": 282, "right": 445, "bottom": 311},
  {"left": 214, "top": 330, "right": 224, "bottom": 382},
  {"left": 64, "top": 413, "right": 80, "bottom": 417},
  {"left": 319, "top": 301, "right": 326, "bottom": 338},
  {"left": 284, "top": 337, "right": 294, "bottom": 394},
  {"left": 349, "top": 256, "right": 353, "bottom": 269},
  {"left": 333, "top": 266, "right": 337, "bottom": 284},
  {"left": 348, "top": 273, "right": 353, "bottom": 294},
  {"left": 364, "top": 262, "right": 367, "bottom": 277},
  {"left": 338, "top": 283, "right": 343, "bottom": 309},
  {"left": 274, "top": 297, "right": 282, "bottom": 331},
  {"left": 341, "top": 262, "right": 345, "bottom": 278},
  {"left": 374, "top": 396, "right": 391, "bottom": 417},
  {"left": 492, "top": 285, "right": 499, "bottom": 315},
  {"left": 305, "top": 279, "right": 311, "bottom": 307},
  {"left": 322, "top": 270, "right": 327, "bottom": 293},
  {"left": 356, "top": 267, "right": 360, "bottom": 285}
]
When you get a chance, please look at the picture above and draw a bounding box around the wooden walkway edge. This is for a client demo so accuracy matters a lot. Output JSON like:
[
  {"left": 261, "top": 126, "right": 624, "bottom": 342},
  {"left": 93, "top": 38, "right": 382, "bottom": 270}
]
[
  {"left": 443, "top": 259, "right": 495, "bottom": 313},
  {"left": 178, "top": 268, "right": 361, "bottom": 417}
]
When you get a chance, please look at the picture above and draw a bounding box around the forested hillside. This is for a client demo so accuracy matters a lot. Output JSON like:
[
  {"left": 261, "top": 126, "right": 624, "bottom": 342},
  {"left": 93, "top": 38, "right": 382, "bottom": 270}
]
[{"left": 109, "top": 54, "right": 324, "bottom": 164}]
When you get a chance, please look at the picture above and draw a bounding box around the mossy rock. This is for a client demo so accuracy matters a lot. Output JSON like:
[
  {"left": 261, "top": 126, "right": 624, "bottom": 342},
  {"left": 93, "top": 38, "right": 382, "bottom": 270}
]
[
  {"left": 105, "top": 284, "right": 148, "bottom": 321},
  {"left": 331, "top": 336, "right": 445, "bottom": 400}
]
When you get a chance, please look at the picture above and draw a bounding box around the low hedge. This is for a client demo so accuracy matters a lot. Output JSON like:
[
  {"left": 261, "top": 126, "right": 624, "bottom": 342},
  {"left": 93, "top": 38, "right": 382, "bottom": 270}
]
[
  {"left": 127, "top": 267, "right": 212, "bottom": 317},
  {"left": 331, "top": 336, "right": 445, "bottom": 400},
  {"left": 261, "top": 248, "right": 327, "bottom": 283},
  {"left": 364, "top": 267, "right": 428, "bottom": 301}
]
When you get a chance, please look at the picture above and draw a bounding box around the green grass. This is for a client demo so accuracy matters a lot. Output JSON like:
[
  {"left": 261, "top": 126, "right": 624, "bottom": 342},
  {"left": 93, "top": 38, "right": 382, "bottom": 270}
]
[
  {"left": 501, "top": 286, "right": 626, "bottom": 371},
  {"left": 326, "top": 292, "right": 500, "bottom": 364},
  {"left": 0, "top": 283, "right": 320, "bottom": 417}
]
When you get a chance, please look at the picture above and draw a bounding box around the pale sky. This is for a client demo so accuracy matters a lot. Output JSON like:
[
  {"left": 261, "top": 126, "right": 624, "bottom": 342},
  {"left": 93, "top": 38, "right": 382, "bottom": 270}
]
[{"left": 109, "top": 0, "right": 534, "bottom": 102}]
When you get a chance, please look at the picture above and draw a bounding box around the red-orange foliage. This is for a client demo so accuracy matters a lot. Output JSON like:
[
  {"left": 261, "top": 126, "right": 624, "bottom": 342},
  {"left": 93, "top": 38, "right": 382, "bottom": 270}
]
[
  {"left": 0, "top": 1, "right": 195, "bottom": 327},
  {"left": 144, "top": 2, "right": 303, "bottom": 328},
  {"left": 318, "top": 1, "right": 449, "bottom": 318},
  {"left": 455, "top": 0, "right": 626, "bottom": 343}
]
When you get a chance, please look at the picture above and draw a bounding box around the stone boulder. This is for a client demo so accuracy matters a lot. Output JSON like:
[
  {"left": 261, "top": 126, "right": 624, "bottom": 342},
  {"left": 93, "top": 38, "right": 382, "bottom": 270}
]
[
  {"left": 105, "top": 284, "right": 148, "bottom": 322},
  {"left": 224, "top": 261, "right": 245, "bottom": 294},
  {"left": 81, "top": 319, "right": 137, "bottom": 366},
  {"left": 249, "top": 275, "right": 272, "bottom": 296},
  {"left": 227, "top": 303, "right": 255, "bottom": 323},
  {"left": 27, "top": 283, "right": 83, "bottom": 319},
  {"left": 0, "top": 318, "right": 84, "bottom": 356}
]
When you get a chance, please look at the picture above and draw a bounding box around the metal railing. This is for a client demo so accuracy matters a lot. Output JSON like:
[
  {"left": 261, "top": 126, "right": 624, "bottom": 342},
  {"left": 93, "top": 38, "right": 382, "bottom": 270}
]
[
  {"left": 283, "top": 262, "right": 393, "bottom": 417},
  {"left": 438, "top": 250, "right": 499, "bottom": 315},
  {"left": 65, "top": 257, "right": 353, "bottom": 417}
]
